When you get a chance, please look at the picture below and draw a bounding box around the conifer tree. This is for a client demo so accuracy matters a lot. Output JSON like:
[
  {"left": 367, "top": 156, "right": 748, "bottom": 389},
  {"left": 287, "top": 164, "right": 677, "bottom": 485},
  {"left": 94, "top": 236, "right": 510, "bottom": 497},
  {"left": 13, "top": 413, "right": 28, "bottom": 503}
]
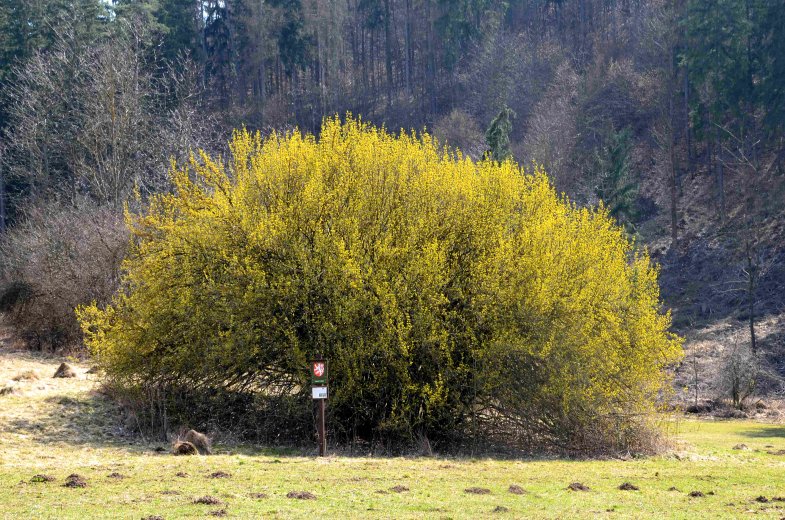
[{"left": 485, "top": 106, "right": 515, "bottom": 162}]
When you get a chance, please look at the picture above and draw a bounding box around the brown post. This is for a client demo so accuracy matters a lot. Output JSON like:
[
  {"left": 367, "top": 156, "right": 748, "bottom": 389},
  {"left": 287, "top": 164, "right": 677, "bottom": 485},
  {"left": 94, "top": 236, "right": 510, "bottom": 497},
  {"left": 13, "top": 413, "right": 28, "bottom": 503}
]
[
  {"left": 318, "top": 399, "right": 327, "bottom": 456},
  {"left": 310, "top": 357, "right": 328, "bottom": 457}
]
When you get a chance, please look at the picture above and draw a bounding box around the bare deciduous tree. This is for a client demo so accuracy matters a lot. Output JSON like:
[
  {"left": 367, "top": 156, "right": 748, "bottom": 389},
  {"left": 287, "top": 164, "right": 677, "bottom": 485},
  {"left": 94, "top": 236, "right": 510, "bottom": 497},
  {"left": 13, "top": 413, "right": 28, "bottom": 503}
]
[{"left": 2, "top": 19, "right": 219, "bottom": 211}]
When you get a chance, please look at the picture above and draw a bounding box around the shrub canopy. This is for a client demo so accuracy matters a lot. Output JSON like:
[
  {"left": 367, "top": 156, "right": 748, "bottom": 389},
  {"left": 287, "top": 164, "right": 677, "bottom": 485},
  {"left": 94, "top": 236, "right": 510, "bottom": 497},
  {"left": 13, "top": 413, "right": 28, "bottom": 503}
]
[{"left": 78, "top": 117, "right": 682, "bottom": 452}]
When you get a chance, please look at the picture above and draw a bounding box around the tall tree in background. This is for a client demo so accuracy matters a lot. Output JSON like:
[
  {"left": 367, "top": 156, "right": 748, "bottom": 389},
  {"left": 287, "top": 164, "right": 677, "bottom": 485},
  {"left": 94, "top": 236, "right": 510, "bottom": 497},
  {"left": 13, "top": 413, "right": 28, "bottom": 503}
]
[
  {"left": 485, "top": 106, "right": 515, "bottom": 162},
  {"left": 0, "top": 0, "right": 109, "bottom": 125},
  {"left": 682, "top": 0, "right": 783, "bottom": 170},
  {"left": 759, "top": 1, "right": 785, "bottom": 148},
  {"left": 594, "top": 127, "right": 637, "bottom": 230}
]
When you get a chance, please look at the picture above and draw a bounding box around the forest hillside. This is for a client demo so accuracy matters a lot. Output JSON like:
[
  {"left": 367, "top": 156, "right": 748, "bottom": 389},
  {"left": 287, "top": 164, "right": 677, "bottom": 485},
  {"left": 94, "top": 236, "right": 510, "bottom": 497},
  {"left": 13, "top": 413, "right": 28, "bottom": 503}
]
[{"left": 1, "top": 0, "right": 784, "bottom": 415}]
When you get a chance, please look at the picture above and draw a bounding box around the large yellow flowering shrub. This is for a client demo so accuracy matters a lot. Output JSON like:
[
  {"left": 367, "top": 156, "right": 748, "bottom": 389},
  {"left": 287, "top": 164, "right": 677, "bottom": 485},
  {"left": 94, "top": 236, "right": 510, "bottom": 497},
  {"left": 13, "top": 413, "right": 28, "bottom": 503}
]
[{"left": 78, "top": 117, "right": 681, "bottom": 452}]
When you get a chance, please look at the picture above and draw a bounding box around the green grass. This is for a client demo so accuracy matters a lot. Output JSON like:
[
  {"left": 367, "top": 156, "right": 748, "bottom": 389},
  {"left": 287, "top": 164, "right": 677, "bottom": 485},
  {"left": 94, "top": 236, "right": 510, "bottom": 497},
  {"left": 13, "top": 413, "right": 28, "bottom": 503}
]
[{"left": 2, "top": 352, "right": 785, "bottom": 518}]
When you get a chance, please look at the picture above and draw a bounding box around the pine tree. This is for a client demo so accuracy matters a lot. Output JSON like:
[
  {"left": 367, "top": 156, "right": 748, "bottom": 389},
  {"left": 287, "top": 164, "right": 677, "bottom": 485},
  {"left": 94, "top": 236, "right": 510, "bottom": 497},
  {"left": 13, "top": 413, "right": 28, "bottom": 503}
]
[
  {"left": 595, "top": 128, "right": 637, "bottom": 229},
  {"left": 759, "top": 2, "right": 785, "bottom": 133},
  {"left": 485, "top": 106, "right": 515, "bottom": 162}
]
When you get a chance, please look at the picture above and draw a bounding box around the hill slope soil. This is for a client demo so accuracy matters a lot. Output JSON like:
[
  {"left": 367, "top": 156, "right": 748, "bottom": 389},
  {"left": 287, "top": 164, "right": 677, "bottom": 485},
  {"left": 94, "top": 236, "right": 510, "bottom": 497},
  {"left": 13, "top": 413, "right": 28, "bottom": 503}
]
[{"left": 2, "top": 347, "right": 785, "bottom": 518}]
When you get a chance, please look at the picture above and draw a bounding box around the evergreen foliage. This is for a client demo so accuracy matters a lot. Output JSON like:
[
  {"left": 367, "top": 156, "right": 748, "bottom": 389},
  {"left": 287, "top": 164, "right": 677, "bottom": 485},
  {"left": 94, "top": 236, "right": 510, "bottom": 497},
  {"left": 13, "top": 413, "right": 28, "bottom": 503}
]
[
  {"left": 683, "top": 0, "right": 785, "bottom": 135},
  {"left": 485, "top": 106, "right": 515, "bottom": 162},
  {"left": 594, "top": 127, "right": 638, "bottom": 229},
  {"left": 78, "top": 117, "right": 682, "bottom": 452}
]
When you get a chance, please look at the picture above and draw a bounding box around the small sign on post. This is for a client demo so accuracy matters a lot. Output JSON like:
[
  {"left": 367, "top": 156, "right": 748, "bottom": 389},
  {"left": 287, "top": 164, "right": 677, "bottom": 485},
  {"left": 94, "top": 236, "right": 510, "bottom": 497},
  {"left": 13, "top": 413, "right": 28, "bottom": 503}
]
[
  {"left": 310, "top": 358, "right": 328, "bottom": 456},
  {"left": 311, "top": 360, "right": 328, "bottom": 385}
]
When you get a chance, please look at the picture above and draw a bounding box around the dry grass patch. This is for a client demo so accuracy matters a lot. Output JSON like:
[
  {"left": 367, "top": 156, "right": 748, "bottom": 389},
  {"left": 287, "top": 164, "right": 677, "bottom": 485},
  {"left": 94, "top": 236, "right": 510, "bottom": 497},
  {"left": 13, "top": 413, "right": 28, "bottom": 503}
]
[{"left": 12, "top": 370, "right": 38, "bottom": 382}]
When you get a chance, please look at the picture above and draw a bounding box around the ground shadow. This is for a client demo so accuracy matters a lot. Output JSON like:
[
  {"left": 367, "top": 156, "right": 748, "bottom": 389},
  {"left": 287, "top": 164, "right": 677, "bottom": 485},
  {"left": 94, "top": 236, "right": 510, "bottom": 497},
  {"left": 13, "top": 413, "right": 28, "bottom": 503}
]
[
  {"left": 736, "top": 426, "right": 785, "bottom": 439},
  {"left": 2, "top": 391, "right": 152, "bottom": 452},
  {"left": 3, "top": 391, "right": 321, "bottom": 458}
]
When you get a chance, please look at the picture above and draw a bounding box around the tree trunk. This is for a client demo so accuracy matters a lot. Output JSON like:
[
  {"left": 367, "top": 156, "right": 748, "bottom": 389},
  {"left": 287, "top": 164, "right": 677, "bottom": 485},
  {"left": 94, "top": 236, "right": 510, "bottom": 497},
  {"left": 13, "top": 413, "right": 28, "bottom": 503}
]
[
  {"left": 668, "top": 45, "right": 679, "bottom": 248},
  {"left": 714, "top": 124, "right": 725, "bottom": 223},
  {"left": 404, "top": 0, "right": 412, "bottom": 95},
  {"left": 384, "top": 0, "right": 393, "bottom": 107},
  {"left": 684, "top": 73, "right": 692, "bottom": 164},
  {"left": 0, "top": 161, "right": 6, "bottom": 233}
]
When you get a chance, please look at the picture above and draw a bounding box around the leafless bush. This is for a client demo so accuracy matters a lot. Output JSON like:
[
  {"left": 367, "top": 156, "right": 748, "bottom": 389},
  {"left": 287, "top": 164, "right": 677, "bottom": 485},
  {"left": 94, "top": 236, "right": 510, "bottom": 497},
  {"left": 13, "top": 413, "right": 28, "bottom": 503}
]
[
  {"left": 522, "top": 61, "right": 581, "bottom": 190},
  {"left": 0, "top": 21, "right": 223, "bottom": 352},
  {"left": 0, "top": 200, "right": 127, "bottom": 351},
  {"left": 716, "top": 341, "right": 758, "bottom": 409},
  {"left": 431, "top": 109, "right": 485, "bottom": 159}
]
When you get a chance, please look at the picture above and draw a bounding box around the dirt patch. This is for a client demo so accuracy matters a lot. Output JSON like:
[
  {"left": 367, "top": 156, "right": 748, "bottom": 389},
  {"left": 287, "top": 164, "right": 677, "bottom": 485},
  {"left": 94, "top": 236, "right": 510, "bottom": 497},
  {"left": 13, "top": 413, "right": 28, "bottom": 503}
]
[
  {"left": 194, "top": 496, "right": 222, "bottom": 505},
  {"left": 107, "top": 472, "right": 126, "bottom": 479},
  {"left": 766, "top": 449, "right": 785, "bottom": 455},
  {"left": 390, "top": 485, "right": 409, "bottom": 493},
  {"left": 567, "top": 482, "right": 590, "bottom": 492},
  {"left": 173, "top": 441, "right": 198, "bottom": 456},
  {"left": 508, "top": 485, "right": 527, "bottom": 495},
  {"left": 755, "top": 496, "right": 769, "bottom": 503},
  {"left": 208, "top": 471, "right": 231, "bottom": 479},
  {"left": 465, "top": 487, "right": 491, "bottom": 495},
  {"left": 12, "top": 370, "right": 38, "bottom": 381},
  {"left": 175, "top": 472, "right": 189, "bottom": 478},
  {"left": 209, "top": 509, "right": 227, "bottom": 517},
  {"left": 0, "top": 384, "right": 18, "bottom": 396},
  {"left": 618, "top": 482, "right": 639, "bottom": 491},
  {"left": 688, "top": 491, "right": 705, "bottom": 498},
  {"left": 29, "top": 474, "right": 55, "bottom": 483},
  {"left": 63, "top": 474, "right": 87, "bottom": 488},
  {"left": 492, "top": 506, "right": 509, "bottom": 513},
  {"left": 287, "top": 491, "right": 316, "bottom": 500},
  {"left": 248, "top": 493, "right": 267, "bottom": 499},
  {"left": 53, "top": 363, "right": 76, "bottom": 378}
]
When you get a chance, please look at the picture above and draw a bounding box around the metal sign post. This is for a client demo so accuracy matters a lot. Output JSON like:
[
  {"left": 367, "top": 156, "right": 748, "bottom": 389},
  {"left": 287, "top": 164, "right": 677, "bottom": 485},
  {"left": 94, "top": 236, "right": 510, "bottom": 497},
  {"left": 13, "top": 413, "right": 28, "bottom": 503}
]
[{"left": 310, "top": 359, "right": 328, "bottom": 456}]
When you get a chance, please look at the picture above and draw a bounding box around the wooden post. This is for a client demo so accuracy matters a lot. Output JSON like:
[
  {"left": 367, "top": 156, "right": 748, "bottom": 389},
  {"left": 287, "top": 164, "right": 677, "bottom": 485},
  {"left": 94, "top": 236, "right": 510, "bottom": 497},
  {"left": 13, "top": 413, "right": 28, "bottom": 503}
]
[
  {"left": 318, "top": 398, "right": 326, "bottom": 456},
  {"left": 310, "top": 357, "right": 328, "bottom": 457}
]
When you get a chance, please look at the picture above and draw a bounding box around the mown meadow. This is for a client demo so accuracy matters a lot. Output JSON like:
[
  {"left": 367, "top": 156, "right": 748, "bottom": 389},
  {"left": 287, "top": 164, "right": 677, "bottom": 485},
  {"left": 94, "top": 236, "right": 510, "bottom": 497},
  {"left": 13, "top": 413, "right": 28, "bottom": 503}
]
[{"left": 2, "top": 351, "right": 785, "bottom": 519}]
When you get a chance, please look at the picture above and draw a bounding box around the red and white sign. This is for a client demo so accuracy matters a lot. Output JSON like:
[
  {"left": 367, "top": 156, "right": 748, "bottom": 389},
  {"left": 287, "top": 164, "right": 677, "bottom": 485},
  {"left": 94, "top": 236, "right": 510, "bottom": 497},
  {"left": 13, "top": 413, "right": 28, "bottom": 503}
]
[{"left": 313, "top": 362, "right": 325, "bottom": 377}]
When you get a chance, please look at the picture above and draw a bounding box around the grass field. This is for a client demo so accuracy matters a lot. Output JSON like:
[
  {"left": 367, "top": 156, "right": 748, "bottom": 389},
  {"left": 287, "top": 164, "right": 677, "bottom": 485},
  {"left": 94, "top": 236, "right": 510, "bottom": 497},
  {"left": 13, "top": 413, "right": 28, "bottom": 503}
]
[{"left": 2, "top": 350, "right": 785, "bottom": 519}]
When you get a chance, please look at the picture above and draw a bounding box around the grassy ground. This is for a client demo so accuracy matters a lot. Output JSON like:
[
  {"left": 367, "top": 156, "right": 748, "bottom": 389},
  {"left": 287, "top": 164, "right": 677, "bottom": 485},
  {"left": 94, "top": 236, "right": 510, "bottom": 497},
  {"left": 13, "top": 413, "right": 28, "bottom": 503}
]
[{"left": 2, "top": 350, "right": 785, "bottom": 519}]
